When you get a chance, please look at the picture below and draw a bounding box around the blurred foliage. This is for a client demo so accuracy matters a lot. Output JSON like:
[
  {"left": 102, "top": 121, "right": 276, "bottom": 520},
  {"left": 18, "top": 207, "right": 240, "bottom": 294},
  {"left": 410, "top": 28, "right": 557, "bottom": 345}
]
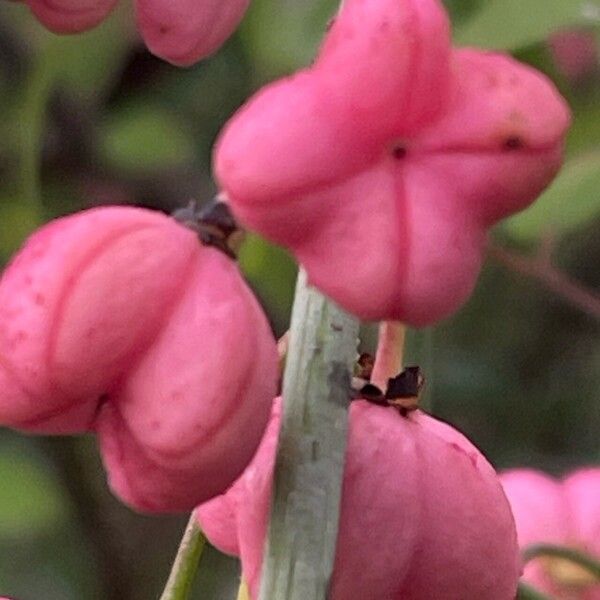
[
  {"left": 99, "top": 104, "right": 197, "bottom": 174},
  {"left": 505, "top": 150, "right": 600, "bottom": 241},
  {"left": 454, "top": 0, "right": 597, "bottom": 49},
  {"left": 0, "top": 444, "right": 67, "bottom": 538},
  {"left": 0, "top": 0, "right": 598, "bottom": 598}
]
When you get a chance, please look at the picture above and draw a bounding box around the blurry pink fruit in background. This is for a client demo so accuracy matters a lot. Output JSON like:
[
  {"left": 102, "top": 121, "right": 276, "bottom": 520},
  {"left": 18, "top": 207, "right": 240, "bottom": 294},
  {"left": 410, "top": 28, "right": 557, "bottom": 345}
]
[
  {"left": 215, "top": 0, "right": 571, "bottom": 325},
  {"left": 137, "top": 0, "right": 251, "bottom": 67},
  {"left": 501, "top": 468, "right": 600, "bottom": 599},
  {"left": 0, "top": 206, "right": 278, "bottom": 512},
  {"left": 25, "top": 0, "right": 118, "bottom": 33},
  {"left": 21, "top": 0, "right": 250, "bottom": 65},
  {"left": 549, "top": 30, "right": 599, "bottom": 84},
  {"left": 198, "top": 398, "right": 521, "bottom": 600}
]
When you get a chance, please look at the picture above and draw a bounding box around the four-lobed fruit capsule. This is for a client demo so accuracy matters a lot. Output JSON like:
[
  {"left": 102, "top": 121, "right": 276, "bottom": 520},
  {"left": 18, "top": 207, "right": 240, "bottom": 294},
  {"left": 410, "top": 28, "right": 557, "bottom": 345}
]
[
  {"left": 0, "top": 206, "right": 279, "bottom": 512},
  {"left": 198, "top": 398, "right": 521, "bottom": 599},
  {"left": 215, "top": 0, "right": 571, "bottom": 325}
]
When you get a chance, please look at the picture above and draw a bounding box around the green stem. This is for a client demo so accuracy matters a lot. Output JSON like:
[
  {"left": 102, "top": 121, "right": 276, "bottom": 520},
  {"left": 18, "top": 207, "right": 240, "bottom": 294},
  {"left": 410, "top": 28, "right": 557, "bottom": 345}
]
[
  {"left": 257, "top": 270, "right": 360, "bottom": 600},
  {"left": 159, "top": 514, "right": 206, "bottom": 600},
  {"left": 21, "top": 51, "right": 59, "bottom": 215},
  {"left": 523, "top": 543, "right": 600, "bottom": 580},
  {"left": 516, "top": 581, "right": 553, "bottom": 600}
]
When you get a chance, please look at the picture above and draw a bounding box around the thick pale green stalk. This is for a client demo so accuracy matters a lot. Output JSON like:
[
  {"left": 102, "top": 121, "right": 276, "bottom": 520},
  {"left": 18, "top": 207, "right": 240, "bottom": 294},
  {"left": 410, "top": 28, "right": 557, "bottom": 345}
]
[
  {"left": 159, "top": 514, "right": 206, "bottom": 600},
  {"left": 258, "top": 270, "right": 360, "bottom": 600}
]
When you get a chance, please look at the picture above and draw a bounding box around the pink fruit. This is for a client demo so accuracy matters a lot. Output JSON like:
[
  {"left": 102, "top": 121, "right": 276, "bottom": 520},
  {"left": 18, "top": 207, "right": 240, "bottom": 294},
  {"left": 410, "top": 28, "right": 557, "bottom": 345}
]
[
  {"left": 197, "top": 398, "right": 520, "bottom": 599},
  {"left": 0, "top": 206, "right": 278, "bottom": 512},
  {"left": 136, "top": 0, "right": 251, "bottom": 66},
  {"left": 20, "top": 0, "right": 249, "bottom": 65},
  {"left": 215, "top": 0, "right": 571, "bottom": 325},
  {"left": 501, "top": 468, "right": 600, "bottom": 599},
  {"left": 25, "top": 0, "right": 118, "bottom": 33},
  {"left": 549, "top": 30, "right": 599, "bottom": 83}
]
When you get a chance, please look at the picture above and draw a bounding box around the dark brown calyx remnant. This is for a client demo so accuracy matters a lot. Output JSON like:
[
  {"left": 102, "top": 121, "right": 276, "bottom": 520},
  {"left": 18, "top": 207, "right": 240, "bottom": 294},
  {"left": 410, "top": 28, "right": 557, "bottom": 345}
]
[
  {"left": 385, "top": 366, "right": 425, "bottom": 415},
  {"left": 351, "top": 363, "right": 425, "bottom": 417},
  {"left": 351, "top": 353, "right": 380, "bottom": 401},
  {"left": 354, "top": 353, "right": 375, "bottom": 380},
  {"left": 173, "top": 198, "right": 243, "bottom": 259}
]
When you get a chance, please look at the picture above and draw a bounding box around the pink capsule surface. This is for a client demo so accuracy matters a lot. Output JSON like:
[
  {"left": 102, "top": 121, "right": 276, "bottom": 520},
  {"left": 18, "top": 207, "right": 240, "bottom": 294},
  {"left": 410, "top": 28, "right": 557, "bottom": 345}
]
[
  {"left": 197, "top": 399, "right": 520, "bottom": 599},
  {"left": 19, "top": 0, "right": 249, "bottom": 66},
  {"left": 0, "top": 206, "right": 278, "bottom": 512},
  {"left": 136, "top": 0, "right": 251, "bottom": 66},
  {"left": 25, "top": 0, "right": 119, "bottom": 33},
  {"left": 501, "top": 468, "right": 600, "bottom": 599},
  {"left": 215, "top": 0, "right": 571, "bottom": 325}
]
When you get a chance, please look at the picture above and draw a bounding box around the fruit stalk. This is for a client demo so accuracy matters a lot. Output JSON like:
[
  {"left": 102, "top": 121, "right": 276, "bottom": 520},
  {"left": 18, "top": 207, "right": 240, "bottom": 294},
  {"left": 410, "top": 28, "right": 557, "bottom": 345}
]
[
  {"left": 257, "top": 269, "right": 360, "bottom": 600},
  {"left": 370, "top": 321, "right": 406, "bottom": 390},
  {"left": 159, "top": 514, "right": 206, "bottom": 600}
]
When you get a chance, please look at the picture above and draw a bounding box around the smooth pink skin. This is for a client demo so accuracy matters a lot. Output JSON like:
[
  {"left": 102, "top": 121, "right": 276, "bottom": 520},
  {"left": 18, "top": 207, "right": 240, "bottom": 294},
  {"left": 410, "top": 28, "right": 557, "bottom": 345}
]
[
  {"left": 136, "top": 0, "right": 251, "bottom": 66},
  {"left": 25, "top": 0, "right": 119, "bottom": 33},
  {"left": 0, "top": 207, "right": 195, "bottom": 432},
  {"left": 501, "top": 469, "right": 600, "bottom": 599},
  {"left": 0, "top": 206, "right": 278, "bottom": 512},
  {"left": 20, "top": 0, "right": 247, "bottom": 65},
  {"left": 97, "top": 248, "right": 278, "bottom": 511},
  {"left": 215, "top": 0, "right": 571, "bottom": 325},
  {"left": 198, "top": 399, "right": 520, "bottom": 599}
]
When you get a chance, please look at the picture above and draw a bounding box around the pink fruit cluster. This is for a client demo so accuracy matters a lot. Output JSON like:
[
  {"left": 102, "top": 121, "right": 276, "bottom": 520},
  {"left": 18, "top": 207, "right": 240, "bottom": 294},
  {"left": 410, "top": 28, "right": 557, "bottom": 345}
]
[
  {"left": 215, "top": 0, "right": 571, "bottom": 325},
  {"left": 0, "top": 1, "right": 575, "bottom": 597},
  {"left": 20, "top": 0, "right": 250, "bottom": 66},
  {"left": 501, "top": 468, "right": 600, "bottom": 599},
  {"left": 0, "top": 206, "right": 278, "bottom": 512},
  {"left": 197, "top": 398, "right": 521, "bottom": 599}
]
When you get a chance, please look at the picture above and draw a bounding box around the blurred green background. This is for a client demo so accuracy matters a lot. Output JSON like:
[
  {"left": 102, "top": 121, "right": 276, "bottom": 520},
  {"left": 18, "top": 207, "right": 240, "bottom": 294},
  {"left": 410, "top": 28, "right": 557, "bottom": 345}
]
[{"left": 0, "top": 0, "right": 598, "bottom": 598}]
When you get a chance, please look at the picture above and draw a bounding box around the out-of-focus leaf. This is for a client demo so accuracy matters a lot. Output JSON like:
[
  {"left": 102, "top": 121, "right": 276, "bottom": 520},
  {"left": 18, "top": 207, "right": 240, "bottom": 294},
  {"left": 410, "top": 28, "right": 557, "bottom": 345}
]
[
  {"left": 139, "top": 48, "right": 251, "bottom": 163},
  {"left": 566, "top": 97, "right": 600, "bottom": 156},
  {"left": 48, "top": 5, "right": 133, "bottom": 103},
  {"left": 10, "top": 5, "right": 133, "bottom": 104},
  {"left": 239, "top": 234, "right": 297, "bottom": 332},
  {"left": 99, "top": 105, "right": 196, "bottom": 173},
  {"left": 243, "top": 0, "right": 483, "bottom": 77},
  {"left": 14, "top": 10, "right": 132, "bottom": 220},
  {"left": 443, "top": 0, "right": 483, "bottom": 27},
  {"left": 454, "top": 0, "right": 597, "bottom": 49},
  {"left": 0, "top": 450, "right": 67, "bottom": 537},
  {"left": 0, "top": 200, "right": 44, "bottom": 258},
  {"left": 503, "top": 151, "right": 600, "bottom": 241},
  {"left": 241, "top": 0, "right": 337, "bottom": 77}
]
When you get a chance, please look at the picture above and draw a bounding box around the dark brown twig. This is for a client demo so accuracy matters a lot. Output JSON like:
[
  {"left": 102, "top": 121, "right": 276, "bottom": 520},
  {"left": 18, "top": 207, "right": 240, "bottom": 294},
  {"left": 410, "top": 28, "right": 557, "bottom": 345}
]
[{"left": 488, "top": 242, "right": 600, "bottom": 320}]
